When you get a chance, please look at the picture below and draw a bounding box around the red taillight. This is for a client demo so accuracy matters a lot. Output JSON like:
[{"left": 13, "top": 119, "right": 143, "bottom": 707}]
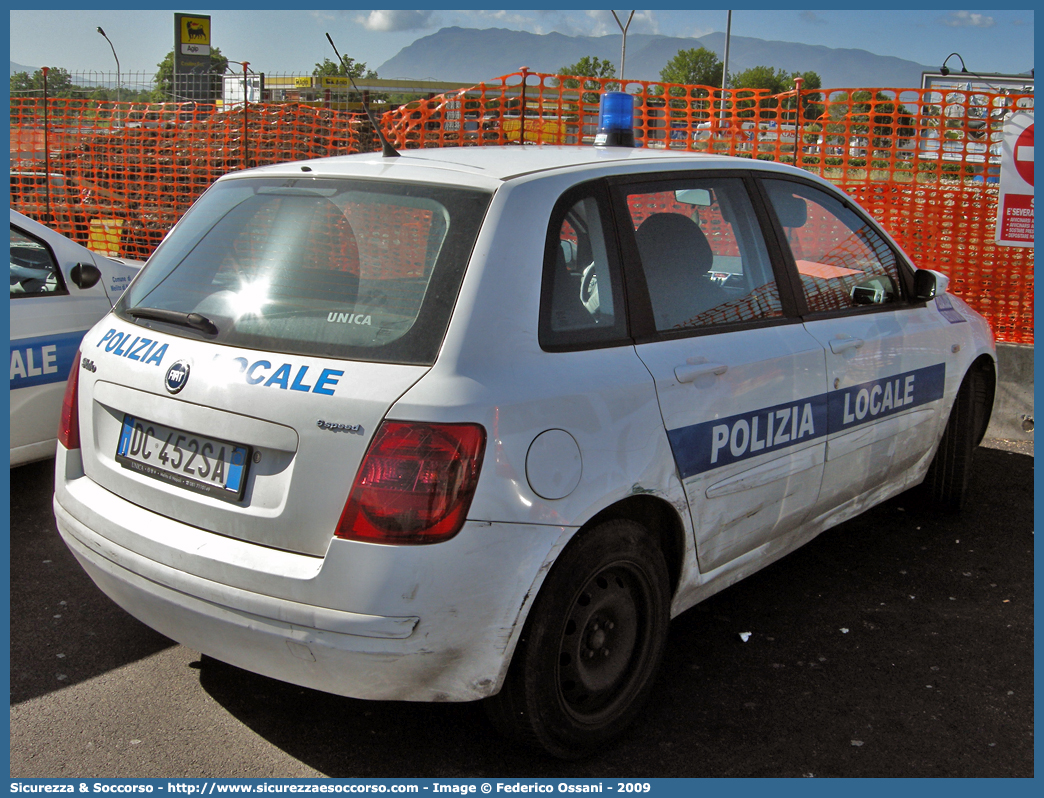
[
  {"left": 57, "top": 350, "right": 81, "bottom": 450},
  {"left": 336, "top": 421, "right": 486, "bottom": 545}
]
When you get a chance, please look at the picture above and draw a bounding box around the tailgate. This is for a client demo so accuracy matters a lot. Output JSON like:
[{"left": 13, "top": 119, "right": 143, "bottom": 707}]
[{"left": 78, "top": 322, "right": 428, "bottom": 556}]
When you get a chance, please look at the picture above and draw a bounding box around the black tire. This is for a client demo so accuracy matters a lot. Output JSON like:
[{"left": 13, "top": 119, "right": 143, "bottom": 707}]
[
  {"left": 920, "top": 368, "right": 990, "bottom": 512},
  {"left": 485, "top": 519, "right": 670, "bottom": 758}
]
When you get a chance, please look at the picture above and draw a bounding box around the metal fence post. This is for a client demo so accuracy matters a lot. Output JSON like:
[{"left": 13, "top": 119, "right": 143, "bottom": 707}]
[
  {"left": 243, "top": 61, "right": 250, "bottom": 170},
  {"left": 519, "top": 66, "right": 528, "bottom": 144},
  {"left": 793, "top": 76, "right": 803, "bottom": 160},
  {"left": 42, "top": 66, "right": 51, "bottom": 223}
]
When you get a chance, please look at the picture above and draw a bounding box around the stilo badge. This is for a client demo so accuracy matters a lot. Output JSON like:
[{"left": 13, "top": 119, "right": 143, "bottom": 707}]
[{"left": 165, "top": 360, "right": 191, "bottom": 394}]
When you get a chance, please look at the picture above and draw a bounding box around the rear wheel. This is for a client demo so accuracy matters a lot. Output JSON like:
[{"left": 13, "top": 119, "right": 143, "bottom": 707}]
[
  {"left": 919, "top": 368, "right": 991, "bottom": 511},
  {"left": 486, "top": 519, "right": 670, "bottom": 758}
]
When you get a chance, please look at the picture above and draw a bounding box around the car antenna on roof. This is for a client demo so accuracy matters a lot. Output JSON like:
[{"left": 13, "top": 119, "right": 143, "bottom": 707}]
[{"left": 326, "top": 32, "right": 399, "bottom": 158}]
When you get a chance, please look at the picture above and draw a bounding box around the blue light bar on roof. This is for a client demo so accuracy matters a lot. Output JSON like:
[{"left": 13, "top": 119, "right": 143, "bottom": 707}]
[{"left": 595, "top": 91, "right": 636, "bottom": 147}]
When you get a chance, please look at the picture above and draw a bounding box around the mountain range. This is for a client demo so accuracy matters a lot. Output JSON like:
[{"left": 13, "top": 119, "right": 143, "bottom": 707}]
[
  {"left": 376, "top": 27, "right": 936, "bottom": 89},
  {"left": 20, "top": 28, "right": 1027, "bottom": 91}
]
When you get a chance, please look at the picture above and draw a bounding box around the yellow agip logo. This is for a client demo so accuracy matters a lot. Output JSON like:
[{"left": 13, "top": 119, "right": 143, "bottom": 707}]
[{"left": 181, "top": 17, "right": 210, "bottom": 46}]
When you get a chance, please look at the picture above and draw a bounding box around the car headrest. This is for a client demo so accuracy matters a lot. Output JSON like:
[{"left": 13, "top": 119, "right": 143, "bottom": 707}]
[
  {"left": 635, "top": 213, "right": 713, "bottom": 274},
  {"left": 772, "top": 191, "right": 807, "bottom": 229}
]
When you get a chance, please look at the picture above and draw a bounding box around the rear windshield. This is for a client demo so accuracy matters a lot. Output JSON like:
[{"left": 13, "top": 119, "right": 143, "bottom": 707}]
[{"left": 117, "top": 176, "right": 492, "bottom": 365}]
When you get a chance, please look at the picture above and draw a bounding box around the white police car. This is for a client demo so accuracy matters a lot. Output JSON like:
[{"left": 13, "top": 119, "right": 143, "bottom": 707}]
[
  {"left": 10, "top": 208, "right": 142, "bottom": 466},
  {"left": 53, "top": 117, "right": 996, "bottom": 757}
]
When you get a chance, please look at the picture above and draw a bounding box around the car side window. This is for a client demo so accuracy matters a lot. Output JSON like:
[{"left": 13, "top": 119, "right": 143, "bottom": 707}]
[
  {"left": 623, "top": 177, "right": 782, "bottom": 332},
  {"left": 10, "top": 226, "right": 68, "bottom": 297},
  {"left": 762, "top": 179, "right": 904, "bottom": 313},
  {"left": 540, "top": 185, "right": 627, "bottom": 350}
]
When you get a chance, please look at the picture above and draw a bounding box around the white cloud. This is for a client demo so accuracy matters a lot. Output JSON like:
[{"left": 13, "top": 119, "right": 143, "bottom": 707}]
[
  {"left": 541, "top": 12, "right": 589, "bottom": 37},
  {"left": 476, "top": 10, "right": 534, "bottom": 26},
  {"left": 940, "top": 11, "right": 996, "bottom": 28},
  {"left": 584, "top": 9, "right": 659, "bottom": 36},
  {"left": 630, "top": 10, "right": 660, "bottom": 35},
  {"left": 356, "top": 10, "right": 439, "bottom": 32}
]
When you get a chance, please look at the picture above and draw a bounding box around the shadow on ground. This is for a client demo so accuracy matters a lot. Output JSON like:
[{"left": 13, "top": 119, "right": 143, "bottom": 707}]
[
  {"left": 193, "top": 447, "right": 1033, "bottom": 777},
  {"left": 10, "top": 459, "right": 177, "bottom": 704}
]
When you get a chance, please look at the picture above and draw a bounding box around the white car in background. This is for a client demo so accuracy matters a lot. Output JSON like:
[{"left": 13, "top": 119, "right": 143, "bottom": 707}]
[{"left": 10, "top": 208, "right": 142, "bottom": 466}]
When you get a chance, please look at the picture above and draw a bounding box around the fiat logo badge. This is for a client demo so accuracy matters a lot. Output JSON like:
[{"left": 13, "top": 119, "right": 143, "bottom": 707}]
[{"left": 165, "top": 361, "right": 191, "bottom": 394}]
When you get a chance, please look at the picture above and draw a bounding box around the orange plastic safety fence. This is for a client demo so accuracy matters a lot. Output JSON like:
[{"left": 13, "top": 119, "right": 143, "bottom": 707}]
[
  {"left": 9, "top": 72, "right": 1033, "bottom": 344},
  {"left": 848, "top": 182, "right": 1033, "bottom": 345},
  {"left": 345, "top": 200, "right": 437, "bottom": 280},
  {"left": 10, "top": 98, "right": 378, "bottom": 259},
  {"left": 385, "top": 72, "right": 1034, "bottom": 344}
]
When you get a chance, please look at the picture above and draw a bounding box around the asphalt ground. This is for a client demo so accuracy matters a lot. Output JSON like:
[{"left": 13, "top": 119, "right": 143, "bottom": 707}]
[{"left": 8, "top": 439, "right": 1033, "bottom": 778}]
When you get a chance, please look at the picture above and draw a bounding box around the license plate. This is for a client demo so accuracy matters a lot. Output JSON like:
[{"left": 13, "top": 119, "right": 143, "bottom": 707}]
[{"left": 115, "top": 415, "right": 251, "bottom": 502}]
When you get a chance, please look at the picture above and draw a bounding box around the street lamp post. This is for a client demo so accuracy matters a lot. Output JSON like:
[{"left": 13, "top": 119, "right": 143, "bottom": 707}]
[
  {"left": 720, "top": 10, "right": 732, "bottom": 128},
  {"left": 610, "top": 10, "right": 635, "bottom": 82},
  {"left": 96, "top": 26, "right": 120, "bottom": 105},
  {"left": 241, "top": 61, "right": 250, "bottom": 169},
  {"left": 940, "top": 53, "right": 969, "bottom": 76}
]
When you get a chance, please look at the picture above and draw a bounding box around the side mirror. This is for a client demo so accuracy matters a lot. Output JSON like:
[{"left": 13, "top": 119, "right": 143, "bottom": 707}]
[
  {"left": 913, "top": 269, "right": 938, "bottom": 301},
  {"left": 70, "top": 263, "right": 102, "bottom": 290}
]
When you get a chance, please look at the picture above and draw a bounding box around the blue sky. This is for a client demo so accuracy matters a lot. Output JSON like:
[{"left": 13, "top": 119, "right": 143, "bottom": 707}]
[{"left": 8, "top": 8, "right": 1035, "bottom": 79}]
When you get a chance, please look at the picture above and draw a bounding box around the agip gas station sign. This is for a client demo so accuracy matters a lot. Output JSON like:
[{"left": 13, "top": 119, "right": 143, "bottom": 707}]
[{"left": 173, "top": 13, "right": 213, "bottom": 102}]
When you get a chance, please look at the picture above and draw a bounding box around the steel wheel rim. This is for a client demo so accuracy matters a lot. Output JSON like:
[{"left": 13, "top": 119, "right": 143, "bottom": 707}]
[{"left": 555, "top": 561, "right": 654, "bottom": 723}]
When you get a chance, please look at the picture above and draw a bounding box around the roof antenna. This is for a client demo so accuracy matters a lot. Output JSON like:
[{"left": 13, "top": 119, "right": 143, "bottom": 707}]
[{"left": 326, "top": 32, "right": 399, "bottom": 158}]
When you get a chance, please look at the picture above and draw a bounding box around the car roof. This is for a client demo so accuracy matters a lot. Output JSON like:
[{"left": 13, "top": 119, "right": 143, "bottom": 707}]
[{"left": 226, "top": 145, "right": 822, "bottom": 192}]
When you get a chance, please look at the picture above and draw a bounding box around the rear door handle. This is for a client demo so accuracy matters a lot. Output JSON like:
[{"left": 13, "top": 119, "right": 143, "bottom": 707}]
[
  {"left": 675, "top": 362, "right": 728, "bottom": 383},
  {"left": 829, "top": 337, "right": 865, "bottom": 354}
]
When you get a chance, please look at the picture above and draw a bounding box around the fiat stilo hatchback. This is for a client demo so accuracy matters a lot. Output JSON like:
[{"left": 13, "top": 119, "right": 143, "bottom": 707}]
[{"left": 54, "top": 142, "right": 995, "bottom": 758}]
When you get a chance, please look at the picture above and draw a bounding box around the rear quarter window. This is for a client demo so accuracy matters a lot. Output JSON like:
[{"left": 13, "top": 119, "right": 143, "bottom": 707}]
[{"left": 539, "top": 182, "right": 628, "bottom": 351}]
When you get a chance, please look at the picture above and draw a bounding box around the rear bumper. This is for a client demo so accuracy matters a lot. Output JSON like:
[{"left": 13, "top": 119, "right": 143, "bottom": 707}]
[{"left": 54, "top": 447, "right": 566, "bottom": 702}]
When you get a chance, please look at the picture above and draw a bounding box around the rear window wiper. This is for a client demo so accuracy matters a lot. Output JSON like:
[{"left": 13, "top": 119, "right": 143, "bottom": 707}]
[{"left": 128, "top": 307, "right": 219, "bottom": 335}]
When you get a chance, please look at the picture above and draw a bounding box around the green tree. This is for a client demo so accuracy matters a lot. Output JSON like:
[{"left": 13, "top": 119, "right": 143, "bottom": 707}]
[
  {"left": 730, "top": 65, "right": 788, "bottom": 120},
  {"left": 730, "top": 66, "right": 824, "bottom": 121},
  {"left": 790, "top": 70, "right": 821, "bottom": 92},
  {"left": 822, "top": 90, "right": 916, "bottom": 162},
  {"left": 853, "top": 90, "right": 916, "bottom": 145},
  {"left": 659, "top": 47, "right": 723, "bottom": 88},
  {"left": 10, "top": 67, "right": 78, "bottom": 98},
  {"left": 731, "top": 65, "right": 791, "bottom": 94},
  {"left": 653, "top": 47, "right": 725, "bottom": 134},
  {"left": 313, "top": 56, "right": 377, "bottom": 80},
  {"left": 312, "top": 56, "right": 385, "bottom": 107},
  {"left": 557, "top": 55, "right": 618, "bottom": 106},
  {"left": 730, "top": 67, "right": 822, "bottom": 96},
  {"left": 153, "top": 47, "right": 229, "bottom": 101},
  {"left": 787, "top": 70, "right": 823, "bottom": 121},
  {"left": 558, "top": 55, "right": 616, "bottom": 79},
  {"left": 10, "top": 71, "right": 36, "bottom": 97}
]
